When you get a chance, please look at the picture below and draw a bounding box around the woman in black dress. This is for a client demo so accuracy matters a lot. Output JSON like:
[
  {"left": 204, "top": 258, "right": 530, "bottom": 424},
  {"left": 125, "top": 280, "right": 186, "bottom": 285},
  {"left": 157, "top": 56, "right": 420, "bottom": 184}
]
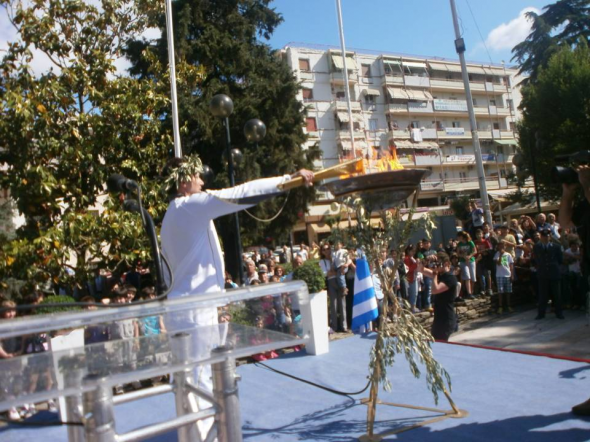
[{"left": 419, "top": 258, "right": 458, "bottom": 341}]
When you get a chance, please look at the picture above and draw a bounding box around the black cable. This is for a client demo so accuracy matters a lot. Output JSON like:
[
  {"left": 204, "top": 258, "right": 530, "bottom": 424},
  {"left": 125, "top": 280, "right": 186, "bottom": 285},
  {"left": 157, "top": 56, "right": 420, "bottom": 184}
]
[
  {"left": 0, "top": 416, "right": 83, "bottom": 427},
  {"left": 255, "top": 362, "right": 371, "bottom": 397}
]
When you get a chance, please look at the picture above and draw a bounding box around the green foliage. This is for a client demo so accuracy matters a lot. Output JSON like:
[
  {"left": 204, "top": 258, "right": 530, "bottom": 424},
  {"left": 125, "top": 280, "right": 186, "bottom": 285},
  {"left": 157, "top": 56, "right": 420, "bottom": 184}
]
[
  {"left": 512, "top": 0, "right": 590, "bottom": 83},
  {"left": 0, "top": 0, "right": 176, "bottom": 292},
  {"left": 292, "top": 260, "right": 325, "bottom": 294},
  {"left": 125, "top": 0, "right": 320, "bottom": 248},
  {"left": 226, "top": 302, "right": 257, "bottom": 327},
  {"left": 449, "top": 196, "right": 470, "bottom": 222},
  {"left": 36, "top": 295, "right": 79, "bottom": 314},
  {"left": 518, "top": 42, "right": 590, "bottom": 199}
]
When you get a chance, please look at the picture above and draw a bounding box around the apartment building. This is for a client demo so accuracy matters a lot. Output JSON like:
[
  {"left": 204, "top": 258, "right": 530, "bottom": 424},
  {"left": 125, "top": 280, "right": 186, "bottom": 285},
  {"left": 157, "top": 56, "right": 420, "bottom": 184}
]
[{"left": 280, "top": 43, "right": 522, "bottom": 244}]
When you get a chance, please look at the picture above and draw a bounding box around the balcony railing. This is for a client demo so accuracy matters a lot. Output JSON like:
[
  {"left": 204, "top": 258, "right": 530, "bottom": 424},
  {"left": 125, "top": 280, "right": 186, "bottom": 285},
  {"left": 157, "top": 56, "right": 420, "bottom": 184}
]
[
  {"left": 388, "top": 129, "right": 411, "bottom": 139},
  {"left": 430, "top": 79, "right": 465, "bottom": 90},
  {"left": 332, "top": 100, "right": 362, "bottom": 111},
  {"left": 421, "top": 176, "right": 508, "bottom": 192},
  {"left": 407, "top": 101, "right": 434, "bottom": 113},
  {"left": 404, "top": 76, "right": 430, "bottom": 88},
  {"left": 330, "top": 71, "right": 358, "bottom": 84},
  {"left": 387, "top": 103, "right": 408, "bottom": 113},
  {"left": 382, "top": 75, "right": 404, "bottom": 85}
]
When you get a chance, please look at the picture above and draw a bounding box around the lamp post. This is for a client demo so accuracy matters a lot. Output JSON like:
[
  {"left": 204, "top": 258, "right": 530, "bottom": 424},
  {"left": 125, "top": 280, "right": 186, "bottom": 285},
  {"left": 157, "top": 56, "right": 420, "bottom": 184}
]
[{"left": 210, "top": 94, "right": 245, "bottom": 285}]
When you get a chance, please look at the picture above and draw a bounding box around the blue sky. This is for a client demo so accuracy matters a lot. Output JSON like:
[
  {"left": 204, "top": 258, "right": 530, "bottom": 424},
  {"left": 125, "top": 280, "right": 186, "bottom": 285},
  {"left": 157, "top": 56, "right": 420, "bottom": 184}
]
[{"left": 266, "top": 0, "right": 553, "bottom": 67}]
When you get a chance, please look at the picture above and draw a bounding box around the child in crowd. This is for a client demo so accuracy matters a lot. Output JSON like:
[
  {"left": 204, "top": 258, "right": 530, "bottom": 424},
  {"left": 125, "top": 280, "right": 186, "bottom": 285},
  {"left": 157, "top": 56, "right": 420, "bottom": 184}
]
[
  {"left": 494, "top": 242, "right": 514, "bottom": 314},
  {"left": 333, "top": 241, "right": 349, "bottom": 296}
]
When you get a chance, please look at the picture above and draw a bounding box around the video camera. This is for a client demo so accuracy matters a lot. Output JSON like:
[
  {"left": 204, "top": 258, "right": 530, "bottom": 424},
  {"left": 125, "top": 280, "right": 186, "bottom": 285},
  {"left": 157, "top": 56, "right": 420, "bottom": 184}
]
[{"left": 551, "top": 150, "right": 590, "bottom": 184}]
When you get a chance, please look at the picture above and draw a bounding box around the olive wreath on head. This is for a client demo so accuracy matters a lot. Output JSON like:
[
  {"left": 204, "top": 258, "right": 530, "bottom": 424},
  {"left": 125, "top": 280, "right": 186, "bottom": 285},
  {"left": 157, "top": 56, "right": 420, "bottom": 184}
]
[{"left": 164, "top": 154, "right": 204, "bottom": 193}]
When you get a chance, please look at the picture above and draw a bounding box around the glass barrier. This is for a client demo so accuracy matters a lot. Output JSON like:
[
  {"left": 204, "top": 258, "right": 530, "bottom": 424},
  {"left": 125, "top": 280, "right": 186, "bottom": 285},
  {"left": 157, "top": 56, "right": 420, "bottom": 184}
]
[{"left": 0, "top": 281, "right": 311, "bottom": 412}]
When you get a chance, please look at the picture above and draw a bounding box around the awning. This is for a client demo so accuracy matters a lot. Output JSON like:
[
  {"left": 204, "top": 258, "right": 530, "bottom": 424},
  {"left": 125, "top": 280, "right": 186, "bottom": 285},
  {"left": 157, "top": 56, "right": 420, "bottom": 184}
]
[
  {"left": 339, "top": 139, "right": 368, "bottom": 150},
  {"left": 331, "top": 54, "right": 358, "bottom": 70},
  {"left": 497, "top": 199, "right": 559, "bottom": 217},
  {"left": 362, "top": 88, "right": 381, "bottom": 96},
  {"left": 494, "top": 139, "right": 518, "bottom": 146},
  {"left": 483, "top": 67, "right": 505, "bottom": 77},
  {"left": 445, "top": 63, "right": 463, "bottom": 73},
  {"left": 466, "top": 65, "right": 486, "bottom": 75},
  {"left": 428, "top": 62, "right": 448, "bottom": 72},
  {"left": 394, "top": 140, "right": 414, "bottom": 149},
  {"left": 387, "top": 87, "right": 409, "bottom": 100},
  {"left": 403, "top": 61, "right": 427, "bottom": 69},
  {"left": 406, "top": 89, "right": 433, "bottom": 100}
]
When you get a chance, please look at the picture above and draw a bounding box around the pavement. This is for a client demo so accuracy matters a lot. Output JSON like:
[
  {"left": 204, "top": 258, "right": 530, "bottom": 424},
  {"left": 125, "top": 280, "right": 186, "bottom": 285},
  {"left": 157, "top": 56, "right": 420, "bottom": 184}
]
[{"left": 451, "top": 305, "right": 590, "bottom": 360}]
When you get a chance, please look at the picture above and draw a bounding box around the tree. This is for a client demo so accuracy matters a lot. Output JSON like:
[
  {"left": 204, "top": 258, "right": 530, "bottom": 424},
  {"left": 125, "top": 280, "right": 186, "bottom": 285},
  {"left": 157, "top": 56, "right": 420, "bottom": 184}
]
[
  {"left": 0, "top": 0, "right": 178, "bottom": 293},
  {"left": 518, "top": 41, "right": 590, "bottom": 199},
  {"left": 125, "top": 0, "right": 320, "bottom": 279},
  {"left": 512, "top": 0, "right": 590, "bottom": 83}
]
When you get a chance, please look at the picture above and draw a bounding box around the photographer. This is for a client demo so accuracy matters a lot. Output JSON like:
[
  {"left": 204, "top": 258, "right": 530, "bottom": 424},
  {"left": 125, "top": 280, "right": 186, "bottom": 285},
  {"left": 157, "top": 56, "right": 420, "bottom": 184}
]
[
  {"left": 558, "top": 165, "right": 590, "bottom": 416},
  {"left": 418, "top": 258, "right": 458, "bottom": 342}
]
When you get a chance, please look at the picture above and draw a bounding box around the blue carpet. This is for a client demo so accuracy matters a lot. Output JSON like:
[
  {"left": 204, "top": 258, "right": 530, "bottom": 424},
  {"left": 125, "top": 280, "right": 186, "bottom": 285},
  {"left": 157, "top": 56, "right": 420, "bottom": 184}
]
[{"left": 2, "top": 334, "right": 590, "bottom": 441}]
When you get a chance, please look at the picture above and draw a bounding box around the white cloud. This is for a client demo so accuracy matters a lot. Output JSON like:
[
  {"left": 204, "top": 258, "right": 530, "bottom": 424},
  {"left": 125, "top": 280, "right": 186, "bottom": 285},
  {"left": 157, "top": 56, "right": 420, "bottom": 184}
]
[{"left": 485, "top": 7, "right": 541, "bottom": 52}]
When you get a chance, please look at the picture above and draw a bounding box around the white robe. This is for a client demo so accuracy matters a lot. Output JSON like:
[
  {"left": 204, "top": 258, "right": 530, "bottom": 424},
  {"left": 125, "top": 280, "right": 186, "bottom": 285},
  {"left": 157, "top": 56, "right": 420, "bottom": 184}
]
[{"left": 160, "top": 175, "right": 290, "bottom": 434}]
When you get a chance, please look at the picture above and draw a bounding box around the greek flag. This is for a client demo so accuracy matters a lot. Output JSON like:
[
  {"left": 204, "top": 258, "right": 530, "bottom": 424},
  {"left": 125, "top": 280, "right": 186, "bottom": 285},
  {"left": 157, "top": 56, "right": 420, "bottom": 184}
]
[{"left": 351, "top": 257, "right": 379, "bottom": 331}]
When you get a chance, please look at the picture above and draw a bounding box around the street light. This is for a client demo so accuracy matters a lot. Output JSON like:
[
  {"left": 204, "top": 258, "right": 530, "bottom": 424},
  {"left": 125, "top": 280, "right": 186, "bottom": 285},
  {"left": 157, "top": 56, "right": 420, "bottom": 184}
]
[
  {"left": 244, "top": 119, "right": 266, "bottom": 144},
  {"left": 209, "top": 94, "right": 244, "bottom": 284}
]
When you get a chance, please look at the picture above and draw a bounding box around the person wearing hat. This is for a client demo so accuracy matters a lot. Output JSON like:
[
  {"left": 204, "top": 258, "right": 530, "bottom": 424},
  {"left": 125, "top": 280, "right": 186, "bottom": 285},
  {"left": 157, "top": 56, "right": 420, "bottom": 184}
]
[
  {"left": 532, "top": 228, "right": 564, "bottom": 320},
  {"left": 257, "top": 264, "right": 270, "bottom": 284}
]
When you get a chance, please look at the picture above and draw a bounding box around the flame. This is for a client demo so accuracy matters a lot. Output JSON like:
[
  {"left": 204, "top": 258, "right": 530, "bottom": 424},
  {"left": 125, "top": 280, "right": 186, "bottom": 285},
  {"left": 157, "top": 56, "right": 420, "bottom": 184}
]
[
  {"left": 339, "top": 158, "right": 367, "bottom": 179},
  {"left": 376, "top": 148, "right": 404, "bottom": 172}
]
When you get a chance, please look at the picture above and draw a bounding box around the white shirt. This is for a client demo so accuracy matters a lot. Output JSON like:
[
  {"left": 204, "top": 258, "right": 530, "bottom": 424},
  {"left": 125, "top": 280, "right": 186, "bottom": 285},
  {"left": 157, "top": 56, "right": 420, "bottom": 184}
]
[
  {"left": 333, "top": 249, "right": 348, "bottom": 268},
  {"left": 494, "top": 252, "right": 514, "bottom": 278},
  {"left": 565, "top": 248, "right": 582, "bottom": 274}
]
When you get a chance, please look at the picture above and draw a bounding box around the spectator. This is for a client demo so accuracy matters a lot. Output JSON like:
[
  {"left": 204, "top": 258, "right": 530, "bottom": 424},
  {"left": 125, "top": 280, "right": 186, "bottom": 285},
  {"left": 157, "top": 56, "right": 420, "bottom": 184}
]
[
  {"left": 474, "top": 229, "right": 493, "bottom": 296},
  {"left": 333, "top": 240, "right": 349, "bottom": 296},
  {"left": 244, "top": 259, "right": 259, "bottom": 285},
  {"left": 564, "top": 240, "right": 584, "bottom": 309},
  {"left": 494, "top": 242, "right": 514, "bottom": 314},
  {"left": 279, "top": 245, "right": 291, "bottom": 264},
  {"left": 469, "top": 201, "right": 485, "bottom": 236},
  {"left": 420, "top": 258, "right": 458, "bottom": 342},
  {"left": 457, "top": 231, "right": 477, "bottom": 299},
  {"left": 535, "top": 213, "right": 550, "bottom": 232},
  {"left": 82, "top": 296, "right": 109, "bottom": 344},
  {"left": 404, "top": 244, "right": 419, "bottom": 312},
  {"left": 258, "top": 264, "right": 270, "bottom": 284},
  {"left": 533, "top": 229, "right": 564, "bottom": 320},
  {"left": 298, "top": 243, "right": 309, "bottom": 262},
  {"left": 319, "top": 244, "right": 346, "bottom": 332},
  {"left": 445, "top": 238, "right": 458, "bottom": 256},
  {"left": 520, "top": 215, "right": 537, "bottom": 241},
  {"left": 274, "top": 266, "right": 285, "bottom": 281},
  {"left": 125, "top": 260, "right": 148, "bottom": 291},
  {"left": 309, "top": 242, "right": 320, "bottom": 260},
  {"left": 345, "top": 247, "right": 357, "bottom": 330},
  {"left": 138, "top": 287, "right": 166, "bottom": 336},
  {"left": 0, "top": 300, "right": 22, "bottom": 421},
  {"left": 122, "top": 284, "right": 137, "bottom": 303},
  {"left": 224, "top": 271, "right": 239, "bottom": 289},
  {"left": 498, "top": 224, "right": 517, "bottom": 258},
  {"left": 547, "top": 213, "right": 561, "bottom": 240}
]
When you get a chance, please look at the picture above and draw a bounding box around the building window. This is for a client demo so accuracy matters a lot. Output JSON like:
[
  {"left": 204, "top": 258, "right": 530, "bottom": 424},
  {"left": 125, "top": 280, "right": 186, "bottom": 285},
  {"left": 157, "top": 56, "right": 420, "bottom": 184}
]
[
  {"left": 336, "top": 91, "right": 346, "bottom": 99},
  {"left": 411, "top": 120, "right": 420, "bottom": 129},
  {"left": 507, "top": 99, "right": 514, "bottom": 111},
  {"left": 452, "top": 121, "right": 461, "bottom": 128},
  {"left": 364, "top": 94, "right": 375, "bottom": 104},
  {"left": 361, "top": 64, "right": 371, "bottom": 77},
  {"left": 456, "top": 146, "right": 464, "bottom": 155},
  {"left": 459, "top": 171, "right": 467, "bottom": 182},
  {"left": 489, "top": 99, "right": 496, "bottom": 106},
  {"left": 305, "top": 117, "right": 317, "bottom": 132},
  {"left": 302, "top": 88, "right": 313, "bottom": 101},
  {"left": 509, "top": 122, "right": 516, "bottom": 131},
  {"left": 493, "top": 122, "right": 500, "bottom": 130},
  {"left": 472, "top": 98, "right": 477, "bottom": 106},
  {"left": 368, "top": 119, "right": 378, "bottom": 132},
  {"left": 299, "top": 58, "right": 310, "bottom": 72}
]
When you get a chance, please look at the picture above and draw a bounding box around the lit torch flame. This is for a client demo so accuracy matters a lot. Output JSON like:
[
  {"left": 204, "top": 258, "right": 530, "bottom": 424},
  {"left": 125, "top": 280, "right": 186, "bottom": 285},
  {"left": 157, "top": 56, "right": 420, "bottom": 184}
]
[{"left": 376, "top": 148, "right": 404, "bottom": 172}]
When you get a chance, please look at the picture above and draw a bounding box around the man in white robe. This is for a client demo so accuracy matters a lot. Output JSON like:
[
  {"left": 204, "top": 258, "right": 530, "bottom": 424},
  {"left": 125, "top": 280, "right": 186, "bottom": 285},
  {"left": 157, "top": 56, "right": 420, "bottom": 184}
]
[{"left": 160, "top": 156, "right": 313, "bottom": 436}]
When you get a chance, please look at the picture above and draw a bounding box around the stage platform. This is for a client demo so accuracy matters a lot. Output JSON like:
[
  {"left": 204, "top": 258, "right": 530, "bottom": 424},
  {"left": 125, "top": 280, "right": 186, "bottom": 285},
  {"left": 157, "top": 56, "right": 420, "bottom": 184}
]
[{"left": 2, "top": 334, "right": 590, "bottom": 441}]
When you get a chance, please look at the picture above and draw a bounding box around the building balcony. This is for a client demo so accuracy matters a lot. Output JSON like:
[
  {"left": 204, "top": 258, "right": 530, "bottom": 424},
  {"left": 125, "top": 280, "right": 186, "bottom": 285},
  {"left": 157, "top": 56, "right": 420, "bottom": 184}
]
[
  {"left": 497, "top": 107, "right": 511, "bottom": 116},
  {"left": 421, "top": 128, "right": 438, "bottom": 139},
  {"left": 382, "top": 75, "right": 405, "bottom": 86},
  {"left": 474, "top": 106, "right": 489, "bottom": 116},
  {"left": 336, "top": 130, "right": 366, "bottom": 140},
  {"left": 415, "top": 153, "right": 442, "bottom": 166},
  {"left": 407, "top": 101, "right": 434, "bottom": 114},
  {"left": 430, "top": 78, "right": 465, "bottom": 91},
  {"left": 388, "top": 129, "right": 411, "bottom": 139},
  {"left": 404, "top": 75, "right": 430, "bottom": 88},
  {"left": 298, "top": 71, "right": 315, "bottom": 82},
  {"left": 387, "top": 103, "right": 408, "bottom": 113},
  {"left": 332, "top": 100, "right": 362, "bottom": 111},
  {"left": 330, "top": 70, "right": 358, "bottom": 85},
  {"left": 437, "top": 129, "right": 471, "bottom": 139}
]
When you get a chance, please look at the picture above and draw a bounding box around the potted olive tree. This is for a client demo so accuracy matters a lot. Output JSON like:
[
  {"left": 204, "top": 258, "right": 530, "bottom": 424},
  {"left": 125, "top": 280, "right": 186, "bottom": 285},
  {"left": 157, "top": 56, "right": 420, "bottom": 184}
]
[{"left": 293, "top": 260, "right": 328, "bottom": 355}]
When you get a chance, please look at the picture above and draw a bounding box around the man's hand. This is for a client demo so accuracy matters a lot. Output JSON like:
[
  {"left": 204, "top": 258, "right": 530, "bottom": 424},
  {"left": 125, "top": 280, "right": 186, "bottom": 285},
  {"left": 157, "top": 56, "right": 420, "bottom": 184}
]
[{"left": 291, "top": 169, "right": 315, "bottom": 187}]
